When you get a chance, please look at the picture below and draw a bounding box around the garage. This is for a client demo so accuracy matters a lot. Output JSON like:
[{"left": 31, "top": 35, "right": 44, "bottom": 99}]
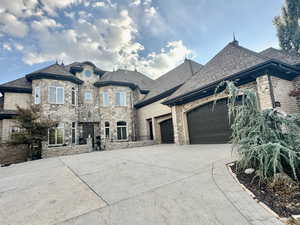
[
  {"left": 187, "top": 98, "right": 232, "bottom": 144},
  {"left": 160, "top": 119, "right": 174, "bottom": 143}
]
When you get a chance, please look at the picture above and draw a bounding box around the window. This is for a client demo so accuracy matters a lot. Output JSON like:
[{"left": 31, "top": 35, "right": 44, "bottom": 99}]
[
  {"left": 35, "top": 87, "right": 41, "bottom": 104},
  {"left": 48, "top": 87, "right": 64, "bottom": 104},
  {"left": 71, "top": 88, "right": 77, "bottom": 106},
  {"left": 105, "top": 122, "right": 110, "bottom": 139},
  {"left": 48, "top": 123, "right": 64, "bottom": 145},
  {"left": 84, "top": 70, "right": 92, "bottom": 77},
  {"left": 115, "top": 92, "right": 127, "bottom": 106},
  {"left": 102, "top": 92, "right": 109, "bottom": 106},
  {"left": 84, "top": 91, "right": 93, "bottom": 102},
  {"left": 71, "top": 122, "right": 76, "bottom": 144},
  {"left": 117, "top": 121, "right": 127, "bottom": 140}
]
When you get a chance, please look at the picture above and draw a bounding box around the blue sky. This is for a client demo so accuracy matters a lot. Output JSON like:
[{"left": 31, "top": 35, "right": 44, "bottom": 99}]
[{"left": 0, "top": 0, "right": 283, "bottom": 83}]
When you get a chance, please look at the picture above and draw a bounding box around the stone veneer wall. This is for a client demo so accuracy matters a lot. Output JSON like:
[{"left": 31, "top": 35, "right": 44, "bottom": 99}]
[
  {"left": 42, "top": 145, "right": 90, "bottom": 158},
  {"left": 256, "top": 75, "right": 273, "bottom": 110},
  {"left": 0, "top": 144, "right": 27, "bottom": 165},
  {"left": 32, "top": 79, "right": 79, "bottom": 146},
  {"left": 293, "top": 76, "right": 300, "bottom": 111},
  {"left": 0, "top": 119, "right": 17, "bottom": 143},
  {"left": 271, "top": 76, "right": 299, "bottom": 114},
  {"left": 99, "top": 85, "right": 137, "bottom": 141},
  {"left": 104, "top": 140, "right": 156, "bottom": 151},
  {"left": 3, "top": 92, "right": 31, "bottom": 110}
]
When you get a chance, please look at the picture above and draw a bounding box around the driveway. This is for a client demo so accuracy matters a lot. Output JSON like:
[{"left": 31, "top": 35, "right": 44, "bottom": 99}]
[{"left": 0, "top": 144, "right": 283, "bottom": 225}]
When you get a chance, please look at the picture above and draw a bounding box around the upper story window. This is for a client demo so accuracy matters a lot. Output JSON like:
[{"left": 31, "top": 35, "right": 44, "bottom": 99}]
[
  {"left": 34, "top": 87, "right": 41, "bottom": 104},
  {"left": 84, "top": 91, "right": 93, "bottom": 102},
  {"left": 84, "top": 70, "right": 92, "bottom": 78},
  {"left": 102, "top": 92, "right": 109, "bottom": 106},
  {"left": 48, "top": 87, "right": 64, "bottom": 104},
  {"left": 71, "top": 87, "right": 77, "bottom": 106},
  {"left": 115, "top": 92, "right": 127, "bottom": 106}
]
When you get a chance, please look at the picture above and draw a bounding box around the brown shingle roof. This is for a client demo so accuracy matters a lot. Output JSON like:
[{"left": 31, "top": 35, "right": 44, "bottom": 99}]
[
  {"left": 166, "top": 42, "right": 269, "bottom": 102},
  {"left": 0, "top": 77, "right": 32, "bottom": 89},
  {"left": 100, "top": 69, "right": 154, "bottom": 91},
  {"left": 260, "top": 48, "right": 300, "bottom": 65},
  {"left": 136, "top": 59, "right": 203, "bottom": 106}
]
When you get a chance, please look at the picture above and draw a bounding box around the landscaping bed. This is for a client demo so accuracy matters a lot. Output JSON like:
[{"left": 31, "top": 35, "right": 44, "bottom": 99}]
[{"left": 230, "top": 164, "right": 300, "bottom": 218}]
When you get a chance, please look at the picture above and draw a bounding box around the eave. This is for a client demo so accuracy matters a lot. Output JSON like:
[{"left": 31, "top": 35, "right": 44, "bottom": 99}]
[
  {"left": 134, "top": 84, "right": 182, "bottom": 109},
  {"left": 94, "top": 81, "right": 149, "bottom": 94},
  {"left": 26, "top": 73, "right": 84, "bottom": 85},
  {"left": 0, "top": 86, "right": 32, "bottom": 94},
  {"left": 163, "top": 60, "right": 300, "bottom": 106}
]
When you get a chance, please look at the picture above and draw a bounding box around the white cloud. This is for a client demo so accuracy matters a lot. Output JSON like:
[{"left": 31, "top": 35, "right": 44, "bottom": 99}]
[
  {"left": 3, "top": 43, "right": 12, "bottom": 51},
  {"left": 1, "top": 0, "right": 192, "bottom": 78},
  {"left": 0, "top": 12, "right": 29, "bottom": 37},
  {"left": 92, "top": 2, "right": 107, "bottom": 8}
]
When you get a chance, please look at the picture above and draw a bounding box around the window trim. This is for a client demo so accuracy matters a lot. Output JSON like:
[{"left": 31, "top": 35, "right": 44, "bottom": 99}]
[
  {"left": 34, "top": 87, "right": 41, "bottom": 104},
  {"left": 105, "top": 121, "right": 110, "bottom": 139},
  {"left": 48, "top": 123, "right": 65, "bottom": 146},
  {"left": 115, "top": 92, "right": 127, "bottom": 106},
  {"left": 48, "top": 86, "right": 65, "bottom": 105},
  {"left": 116, "top": 121, "right": 127, "bottom": 140},
  {"left": 102, "top": 92, "right": 109, "bottom": 106},
  {"left": 71, "top": 87, "right": 77, "bottom": 106},
  {"left": 84, "top": 91, "right": 93, "bottom": 102}
]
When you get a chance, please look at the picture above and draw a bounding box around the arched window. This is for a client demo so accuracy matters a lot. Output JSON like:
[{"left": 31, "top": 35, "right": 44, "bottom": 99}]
[
  {"left": 71, "top": 87, "right": 77, "bottom": 105},
  {"left": 105, "top": 122, "right": 110, "bottom": 139},
  {"left": 117, "top": 121, "right": 127, "bottom": 140}
]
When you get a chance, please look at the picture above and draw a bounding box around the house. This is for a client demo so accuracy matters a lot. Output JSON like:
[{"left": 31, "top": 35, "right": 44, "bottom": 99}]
[{"left": 0, "top": 40, "right": 299, "bottom": 157}]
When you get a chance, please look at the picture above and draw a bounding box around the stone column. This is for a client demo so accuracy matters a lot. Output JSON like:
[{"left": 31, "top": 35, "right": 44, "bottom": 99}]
[
  {"left": 256, "top": 75, "right": 274, "bottom": 110},
  {"left": 171, "top": 105, "right": 185, "bottom": 145}
]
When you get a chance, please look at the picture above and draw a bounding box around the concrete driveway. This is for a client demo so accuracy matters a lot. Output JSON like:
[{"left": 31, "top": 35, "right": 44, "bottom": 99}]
[{"left": 0, "top": 144, "right": 283, "bottom": 225}]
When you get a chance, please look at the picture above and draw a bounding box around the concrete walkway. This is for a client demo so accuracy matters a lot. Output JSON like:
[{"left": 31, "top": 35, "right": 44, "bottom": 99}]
[{"left": 0, "top": 144, "right": 283, "bottom": 225}]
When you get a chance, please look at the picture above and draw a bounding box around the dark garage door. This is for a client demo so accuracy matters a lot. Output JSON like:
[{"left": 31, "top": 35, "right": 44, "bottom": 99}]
[
  {"left": 160, "top": 119, "right": 174, "bottom": 144},
  {"left": 187, "top": 99, "right": 231, "bottom": 144}
]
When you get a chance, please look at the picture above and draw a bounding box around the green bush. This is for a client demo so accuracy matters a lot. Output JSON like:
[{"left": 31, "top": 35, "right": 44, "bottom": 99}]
[{"left": 215, "top": 81, "right": 300, "bottom": 180}]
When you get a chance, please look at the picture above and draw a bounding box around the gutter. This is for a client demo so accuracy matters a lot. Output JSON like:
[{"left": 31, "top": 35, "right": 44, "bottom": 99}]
[{"left": 163, "top": 60, "right": 300, "bottom": 106}]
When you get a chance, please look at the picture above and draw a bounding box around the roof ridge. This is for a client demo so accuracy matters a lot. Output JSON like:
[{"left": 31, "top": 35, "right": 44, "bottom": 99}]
[{"left": 229, "top": 42, "right": 271, "bottom": 61}]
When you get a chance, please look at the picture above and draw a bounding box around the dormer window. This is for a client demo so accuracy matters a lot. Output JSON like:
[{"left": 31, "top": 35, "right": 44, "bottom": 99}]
[{"left": 84, "top": 70, "right": 92, "bottom": 77}]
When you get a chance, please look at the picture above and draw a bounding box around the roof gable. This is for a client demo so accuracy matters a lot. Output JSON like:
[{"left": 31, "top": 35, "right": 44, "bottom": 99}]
[
  {"left": 166, "top": 42, "right": 269, "bottom": 102},
  {"left": 135, "top": 59, "right": 203, "bottom": 107}
]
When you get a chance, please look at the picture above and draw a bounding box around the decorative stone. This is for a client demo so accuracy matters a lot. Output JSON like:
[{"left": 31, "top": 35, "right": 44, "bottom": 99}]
[{"left": 244, "top": 168, "right": 255, "bottom": 175}]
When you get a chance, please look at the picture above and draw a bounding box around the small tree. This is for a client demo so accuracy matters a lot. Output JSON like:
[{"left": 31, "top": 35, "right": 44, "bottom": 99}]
[
  {"left": 10, "top": 105, "right": 57, "bottom": 160},
  {"left": 274, "top": 0, "right": 300, "bottom": 54},
  {"left": 215, "top": 81, "right": 300, "bottom": 180}
]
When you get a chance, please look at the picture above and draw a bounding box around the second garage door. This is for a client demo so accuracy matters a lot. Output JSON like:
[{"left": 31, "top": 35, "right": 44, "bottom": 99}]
[
  {"left": 160, "top": 119, "right": 174, "bottom": 144},
  {"left": 187, "top": 99, "right": 232, "bottom": 144}
]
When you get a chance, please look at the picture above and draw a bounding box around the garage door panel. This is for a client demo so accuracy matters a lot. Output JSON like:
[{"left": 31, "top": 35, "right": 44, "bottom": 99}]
[
  {"left": 187, "top": 99, "right": 232, "bottom": 144},
  {"left": 160, "top": 119, "right": 174, "bottom": 144}
]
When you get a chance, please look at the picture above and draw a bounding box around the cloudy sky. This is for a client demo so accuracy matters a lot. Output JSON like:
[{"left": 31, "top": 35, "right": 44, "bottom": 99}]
[{"left": 0, "top": 0, "right": 283, "bottom": 83}]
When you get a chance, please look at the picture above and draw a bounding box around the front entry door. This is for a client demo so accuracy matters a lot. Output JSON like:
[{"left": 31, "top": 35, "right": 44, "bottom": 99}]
[{"left": 81, "top": 123, "right": 94, "bottom": 146}]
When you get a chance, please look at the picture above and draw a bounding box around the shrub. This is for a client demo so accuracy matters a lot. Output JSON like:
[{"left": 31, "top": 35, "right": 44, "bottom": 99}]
[{"left": 215, "top": 81, "right": 300, "bottom": 180}]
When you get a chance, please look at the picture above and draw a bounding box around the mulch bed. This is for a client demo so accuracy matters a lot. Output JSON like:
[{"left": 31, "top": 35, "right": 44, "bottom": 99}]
[{"left": 230, "top": 164, "right": 300, "bottom": 218}]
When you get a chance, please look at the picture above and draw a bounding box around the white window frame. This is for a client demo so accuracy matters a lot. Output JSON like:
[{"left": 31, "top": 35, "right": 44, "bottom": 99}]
[
  {"left": 48, "top": 123, "right": 64, "bottom": 146},
  {"left": 102, "top": 92, "right": 109, "bottom": 106},
  {"left": 117, "top": 121, "right": 127, "bottom": 140},
  {"left": 115, "top": 92, "right": 127, "bottom": 106},
  {"left": 84, "top": 91, "right": 93, "bottom": 102},
  {"left": 34, "top": 87, "right": 41, "bottom": 104},
  {"left": 48, "top": 86, "right": 64, "bottom": 104}
]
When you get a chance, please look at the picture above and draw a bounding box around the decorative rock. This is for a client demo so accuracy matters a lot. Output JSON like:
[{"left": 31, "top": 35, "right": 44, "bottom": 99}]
[{"left": 244, "top": 168, "right": 255, "bottom": 175}]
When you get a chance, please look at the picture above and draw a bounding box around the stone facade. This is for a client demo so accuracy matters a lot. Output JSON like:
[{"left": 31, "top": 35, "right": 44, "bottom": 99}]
[
  {"left": 3, "top": 92, "right": 31, "bottom": 110},
  {"left": 0, "top": 144, "right": 27, "bottom": 165},
  {"left": 41, "top": 144, "right": 90, "bottom": 158},
  {"left": 104, "top": 140, "right": 156, "bottom": 151}
]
